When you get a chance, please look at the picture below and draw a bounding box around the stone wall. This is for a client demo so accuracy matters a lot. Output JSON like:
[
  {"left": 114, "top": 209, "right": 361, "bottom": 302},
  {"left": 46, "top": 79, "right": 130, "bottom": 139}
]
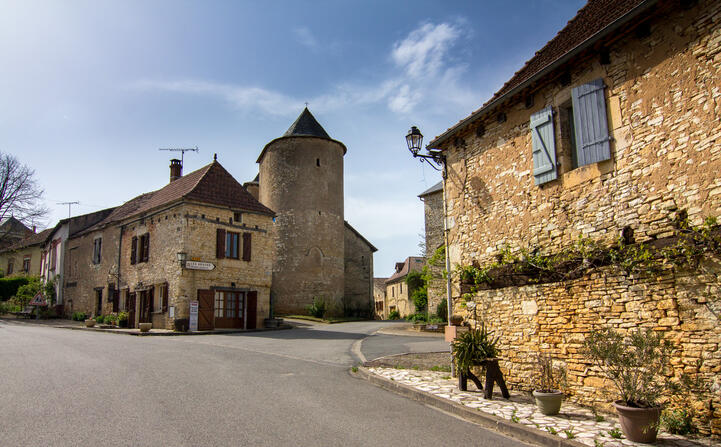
[
  {"left": 64, "top": 227, "right": 121, "bottom": 317},
  {"left": 259, "top": 136, "right": 346, "bottom": 316},
  {"left": 343, "top": 224, "right": 374, "bottom": 318},
  {"left": 434, "top": 0, "right": 721, "bottom": 435},
  {"left": 385, "top": 279, "right": 414, "bottom": 318},
  {"left": 422, "top": 189, "right": 445, "bottom": 316},
  {"left": 373, "top": 278, "right": 387, "bottom": 319},
  {"left": 456, "top": 267, "right": 721, "bottom": 435}
]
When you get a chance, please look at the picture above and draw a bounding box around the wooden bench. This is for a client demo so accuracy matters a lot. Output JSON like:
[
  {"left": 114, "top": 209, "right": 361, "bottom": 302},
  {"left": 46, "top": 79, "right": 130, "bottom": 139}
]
[{"left": 11, "top": 307, "right": 34, "bottom": 319}]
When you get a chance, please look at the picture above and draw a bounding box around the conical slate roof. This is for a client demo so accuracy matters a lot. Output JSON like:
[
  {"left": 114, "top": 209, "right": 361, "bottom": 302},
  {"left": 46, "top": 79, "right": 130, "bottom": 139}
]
[{"left": 283, "top": 108, "right": 330, "bottom": 139}]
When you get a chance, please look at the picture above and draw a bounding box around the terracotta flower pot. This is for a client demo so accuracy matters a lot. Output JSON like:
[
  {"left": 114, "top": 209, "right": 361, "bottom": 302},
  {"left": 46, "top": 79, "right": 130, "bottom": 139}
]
[
  {"left": 533, "top": 390, "right": 563, "bottom": 415},
  {"left": 613, "top": 401, "right": 661, "bottom": 443},
  {"left": 84, "top": 319, "right": 96, "bottom": 328},
  {"left": 139, "top": 323, "right": 152, "bottom": 333}
]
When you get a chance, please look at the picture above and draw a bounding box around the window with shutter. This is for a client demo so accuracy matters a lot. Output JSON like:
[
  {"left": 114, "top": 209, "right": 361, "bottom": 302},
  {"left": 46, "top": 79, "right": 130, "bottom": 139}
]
[
  {"left": 130, "top": 236, "right": 137, "bottom": 265},
  {"left": 571, "top": 78, "right": 611, "bottom": 167},
  {"left": 141, "top": 233, "right": 150, "bottom": 262},
  {"left": 162, "top": 282, "right": 169, "bottom": 312},
  {"left": 530, "top": 106, "right": 558, "bottom": 185},
  {"left": 242, "top": 233, "right": 251, "bottom": 261},
  {"left": 216, "top": 228, "right": 226, "bottom": 259}
]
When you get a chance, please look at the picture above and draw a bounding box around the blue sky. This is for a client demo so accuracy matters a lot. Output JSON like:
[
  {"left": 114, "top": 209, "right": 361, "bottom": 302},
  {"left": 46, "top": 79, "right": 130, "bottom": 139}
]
[{"left": 1, "top": 0, "right": 585, "bottom": 276}]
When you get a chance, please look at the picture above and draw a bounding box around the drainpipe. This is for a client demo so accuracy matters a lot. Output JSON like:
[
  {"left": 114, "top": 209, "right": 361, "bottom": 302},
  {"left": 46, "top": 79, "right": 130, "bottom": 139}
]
[{"left": 441, "top": 161, "right": 455, "bottom": 377}]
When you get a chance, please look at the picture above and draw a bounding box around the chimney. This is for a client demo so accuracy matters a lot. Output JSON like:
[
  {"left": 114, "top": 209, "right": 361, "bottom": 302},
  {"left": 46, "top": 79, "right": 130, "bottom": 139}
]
[
  {"left": 32, "top": 225, "right": 36, "bottom": 233},
  {"left": 169, "top": 159, "right": 182, "bottom": 182}
]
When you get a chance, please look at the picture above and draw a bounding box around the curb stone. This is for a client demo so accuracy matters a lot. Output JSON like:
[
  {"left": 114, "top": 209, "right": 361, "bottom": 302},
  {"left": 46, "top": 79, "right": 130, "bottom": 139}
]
[
  {"left": 351, "top": 365, "right": 586, "bottom": 447},
  {"left": 58, "top": 325, "right": 293, "bottom": 336}
]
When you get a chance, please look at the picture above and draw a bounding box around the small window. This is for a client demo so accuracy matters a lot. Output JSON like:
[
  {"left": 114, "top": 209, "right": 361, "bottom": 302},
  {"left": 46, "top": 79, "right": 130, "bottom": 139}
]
[
  {"left": 316, "top": 158, "right": 320, "bottom": 167},
  {"left": 225, "top": 232, "right": 240, "bottom": 259},
  {"left": 22, "top": 256, "right": 31, "bottom": 274},
  {"left": 92, "top": 237, "right": 102, "bottom": 264},
  {"left": 234, "top": 212, "right": 242, "bottom": 222},
  {"left": 7, "top": 260, "right": 14, "bottom": 275},
  {"left": 138, "top": 233, "right": 150, "bottom": 263}
]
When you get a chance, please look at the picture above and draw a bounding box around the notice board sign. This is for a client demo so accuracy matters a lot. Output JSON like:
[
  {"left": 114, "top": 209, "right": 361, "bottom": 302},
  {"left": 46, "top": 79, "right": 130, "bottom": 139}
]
[{"left": 189, "top": 300, "right": 199, "bottom": 332}]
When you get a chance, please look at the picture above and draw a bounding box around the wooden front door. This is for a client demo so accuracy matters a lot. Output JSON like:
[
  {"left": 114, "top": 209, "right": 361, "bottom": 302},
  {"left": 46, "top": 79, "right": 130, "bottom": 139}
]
[
  {"left": 128, "top": 293, "right": 136, "bottom": 329},
  {"left": 214, "top": 291, "right": 244, "bottom": 329},
  {"left": 197, "top": 290, "right": 214, "bottom": 331},
  {"left": 246, "top": 291, "right": 257, "bottom": 330},
  {"left": 139, "top": 290, "right": 153, "bottom": 324}
]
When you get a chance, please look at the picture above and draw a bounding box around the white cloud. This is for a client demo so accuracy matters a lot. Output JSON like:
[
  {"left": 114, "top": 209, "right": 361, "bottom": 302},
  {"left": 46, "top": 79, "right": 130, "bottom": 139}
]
[
  {"left": 293, "top": 27, "right": 318, "bottom": 50},
  {"left": 131, "top": 21, "right": 481, "bottom": 118},
  {"left": 391, "top": 22, "right": 460, "bottom": 79}
]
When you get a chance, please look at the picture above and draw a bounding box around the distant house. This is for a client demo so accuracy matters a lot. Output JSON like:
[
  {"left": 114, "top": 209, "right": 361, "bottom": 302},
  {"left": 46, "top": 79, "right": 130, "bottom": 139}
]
[
  {"left": 384, "top": 256, "right": 424, "bottom": 318},
  {"left": 427, "top": 0, "right": 721, "bottom": 433},
  {"left": 64, "top": 160, "right": 275, "bottom": 330},
  {"left": 0, "top": 228, "right": 52, "bottom": 277},
  {"left": 372, "top": 277, "right": 388, "bottom": 319},
  {"left": 0, "top": 217, "right": 34, "bottom": 252}
]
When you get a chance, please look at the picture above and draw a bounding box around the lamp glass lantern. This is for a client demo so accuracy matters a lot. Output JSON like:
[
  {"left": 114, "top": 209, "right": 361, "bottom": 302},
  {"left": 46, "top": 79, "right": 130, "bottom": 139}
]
[
  {"left": 177, "top": 252, "right": 187, "bottom": 264},
  {"left": 406, "top": 126, "right": 423, "bottom": 156}
]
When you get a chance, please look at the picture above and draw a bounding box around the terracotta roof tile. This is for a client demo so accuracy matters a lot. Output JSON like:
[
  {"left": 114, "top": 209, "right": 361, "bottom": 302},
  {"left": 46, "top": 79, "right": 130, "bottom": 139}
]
[{"left": 386, "top": 256, "right": 425, "bottom": 283}]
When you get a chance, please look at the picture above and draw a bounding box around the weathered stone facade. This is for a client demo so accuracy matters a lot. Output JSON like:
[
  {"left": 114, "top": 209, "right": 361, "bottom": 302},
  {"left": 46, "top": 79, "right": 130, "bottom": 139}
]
[
  {"left": 385, "top": 257, "right": 425, "bottom": 318},
  {"left": 419, "top": 183, "right": 445, "bottom": 316},
  {"left": 343, "top": 222, "right": 375, "bottom": 317},
  {"left": 373, "top": 277, "right": 388, "bottom": 319},
  {"left": 430, "top": 0, "right": 721, "bottom": 435}
]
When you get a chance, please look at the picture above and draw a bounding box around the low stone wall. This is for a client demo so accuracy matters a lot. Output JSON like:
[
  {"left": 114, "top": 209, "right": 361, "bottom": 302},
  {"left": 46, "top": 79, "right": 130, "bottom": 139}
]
[{"left": 455, "top": 266, "right": 721, "bottom": 436}]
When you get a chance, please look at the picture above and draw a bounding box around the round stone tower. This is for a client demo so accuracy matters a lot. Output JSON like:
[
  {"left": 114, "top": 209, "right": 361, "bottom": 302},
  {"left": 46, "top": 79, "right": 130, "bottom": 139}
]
[{"left": 257, "top": 108, "right": 347, "bottom": 316}]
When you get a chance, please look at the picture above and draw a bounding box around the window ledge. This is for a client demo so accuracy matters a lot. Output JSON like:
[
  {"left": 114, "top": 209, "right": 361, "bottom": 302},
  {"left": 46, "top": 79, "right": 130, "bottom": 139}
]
[{"left": 561, "top": 159, "right": 613, "bottom": 188}]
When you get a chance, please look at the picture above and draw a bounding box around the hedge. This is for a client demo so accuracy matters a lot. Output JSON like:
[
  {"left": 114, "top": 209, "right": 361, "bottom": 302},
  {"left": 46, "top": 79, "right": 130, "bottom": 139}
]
[{"left": 0, "top": 277, "right": 31, "bottom": 301}]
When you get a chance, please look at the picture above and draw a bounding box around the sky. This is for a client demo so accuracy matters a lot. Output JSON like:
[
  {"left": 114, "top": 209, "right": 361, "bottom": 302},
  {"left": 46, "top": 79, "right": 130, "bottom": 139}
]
[{"left": 0, "top": 0, "right": 586, "bottom": 277}]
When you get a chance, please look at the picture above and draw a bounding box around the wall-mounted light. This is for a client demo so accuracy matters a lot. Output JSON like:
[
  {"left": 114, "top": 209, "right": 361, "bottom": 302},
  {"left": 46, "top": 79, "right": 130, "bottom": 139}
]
[{"left": 177, "top": 252, "right": 187, "bottom": 267}]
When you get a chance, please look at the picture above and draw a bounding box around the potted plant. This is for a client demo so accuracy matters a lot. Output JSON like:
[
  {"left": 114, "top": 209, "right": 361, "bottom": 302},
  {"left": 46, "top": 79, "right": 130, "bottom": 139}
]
[
  {"left": 450, "top": 314, "right": 464, "bottom": 326},
  {"left": 584, "top": 328, "right": 673, "bottom": 443},
  {"left": 451, "top": 323, "right": 499, "bottom": 391},
  {"left": 117, "top": 311, "right": 129, "bottom": 328},
  {"left": 531, "top": 353, "right": 566, "bottom": 415},
  {"left": 139, "top": 322, "right": 152, "bottom": 333},
  {"left": 84, "top": 318, "right": 96, "bottom": 327}
]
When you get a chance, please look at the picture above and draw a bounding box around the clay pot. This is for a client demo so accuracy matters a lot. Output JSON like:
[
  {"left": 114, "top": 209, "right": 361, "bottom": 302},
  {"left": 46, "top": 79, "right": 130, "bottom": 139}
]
[
  {"left": 450, "top": 315, "right": 464, "bottom": 326},
  {"left": 139, "top": 323, "right": 152, "bottom": 333},
  {"left": 533, "top": 390, "right": 563, "bottom": 415},
  {"left": 613, "top": 401, "right": 661, "bottom": 443},
  {"left": 84, "top": 319, "right": 96, "bottom": 328}
]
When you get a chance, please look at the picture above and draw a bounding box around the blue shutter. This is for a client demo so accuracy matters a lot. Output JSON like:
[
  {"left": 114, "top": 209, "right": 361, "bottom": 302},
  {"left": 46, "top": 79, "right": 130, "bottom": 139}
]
[
  {"left": 531, "top": 106, "right": 558, "bottom": 185},
  {"left": 572, "top": 78, "right": 611, "bottom": 166}
]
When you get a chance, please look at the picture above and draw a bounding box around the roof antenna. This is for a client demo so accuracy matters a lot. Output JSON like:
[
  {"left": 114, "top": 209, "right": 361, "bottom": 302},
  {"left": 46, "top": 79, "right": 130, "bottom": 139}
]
[
  {"left": 214, "top": 153, "right": 217, "bottom": 161},
  {"left": 57, "top": 201, "right": 80, "bottom": 218},
  {"left": 158, "top": 146, "right": 199, "bottom": 169},
  {"left": 304, "top": 102, "right": 309, "bottom": 108}
]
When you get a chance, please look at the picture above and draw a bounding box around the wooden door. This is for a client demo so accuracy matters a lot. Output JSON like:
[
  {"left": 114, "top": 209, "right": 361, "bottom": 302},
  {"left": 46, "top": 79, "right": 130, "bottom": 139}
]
[
  {"left": 246, "top": 291, "right": 257, "bottom": 329},
  {"left": 128, "top": 293, "right": 136, "bottom": 329},
  {"left": 197, "top": 290, "right": 214, "bottom": 331}
]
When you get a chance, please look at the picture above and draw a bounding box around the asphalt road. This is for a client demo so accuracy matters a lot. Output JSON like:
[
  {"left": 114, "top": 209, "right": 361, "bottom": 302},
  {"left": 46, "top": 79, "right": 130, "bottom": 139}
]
[{"left": 0, "top": 319, "right": 527, "bottom": 446}]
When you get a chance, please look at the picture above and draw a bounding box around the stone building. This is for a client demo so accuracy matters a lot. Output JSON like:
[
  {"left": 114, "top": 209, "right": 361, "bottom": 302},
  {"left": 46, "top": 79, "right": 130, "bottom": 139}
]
[
  {"left": 426, "top": 0, "right": 721, "bottom": 434},
  {"left": 64, "top": 160, "right": 275, "bottom": 330},
  {"left": 0, "top": 228, "right": 52, "bottom": 277},
  {"left": 384, "top": 256, "right": 424, "bottom": 318},
  {"left": 418, "top": 181, "right": 445, "bottom": 316},
  {"left": 373, "top": 277, "right": 388, "bottom": 319},
  {"left": 255, "top": 108, "right": 376, "bottom": 317},
  {"left": 0, "top": 217, "right": 34, "bottom": 251}
]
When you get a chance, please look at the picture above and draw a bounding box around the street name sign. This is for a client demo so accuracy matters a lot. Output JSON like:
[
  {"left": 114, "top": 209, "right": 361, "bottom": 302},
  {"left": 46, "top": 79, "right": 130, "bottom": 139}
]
[{"left": 185, "top": 261, "right": 215, "bottom": 271}]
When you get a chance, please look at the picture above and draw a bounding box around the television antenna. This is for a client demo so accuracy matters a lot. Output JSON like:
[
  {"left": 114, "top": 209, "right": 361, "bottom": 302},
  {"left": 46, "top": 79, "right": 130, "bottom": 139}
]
[
  {"left": 57, "top": 201, "right": 79, "bottom": 218},
  {"left": 158, "top": 146, "right": 199, "bottom": 167}
]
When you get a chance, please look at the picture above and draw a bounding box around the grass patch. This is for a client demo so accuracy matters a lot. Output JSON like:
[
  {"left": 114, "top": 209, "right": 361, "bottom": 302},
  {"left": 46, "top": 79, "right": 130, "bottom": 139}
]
[
  {"left": 351, "top": 366, "right": 358, "bottom": 373},
  {"left": 430, "top": 365, "right": 452, "bottom": 372},
  {"left": 607, "top": 428, "right": 623, "bottom": 439}
]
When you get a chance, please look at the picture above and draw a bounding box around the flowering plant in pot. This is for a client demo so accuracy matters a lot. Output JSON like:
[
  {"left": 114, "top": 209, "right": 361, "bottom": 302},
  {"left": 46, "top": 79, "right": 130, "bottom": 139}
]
[
  {"left": 531, "top": 353, "right": 567, "bottom": 415},
  {"left": 584, "top": 327, "right": 673, "bottom": 443}
]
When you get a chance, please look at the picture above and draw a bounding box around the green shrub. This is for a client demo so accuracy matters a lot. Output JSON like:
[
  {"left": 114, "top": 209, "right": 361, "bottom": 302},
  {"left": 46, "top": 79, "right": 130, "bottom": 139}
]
[
  {"left": 406, "top": 312, "right": 427, "bottom": 323},
  {"left": 0, "top": 301, "right": 20, "bottom": 314},
  {"left": 71, "top": 312, "right": 87, "bottom": 321},
  {"left": 387, "top": 309, "right": 400, "bottom": 320},
  {"left": 105, "top": 314, "right": 118, "bottom": 325},
  {"left": 452, "top": 323, "right": 499, "bottom": 374},
  {"left": 0, "top": 276, "right": 30, "bottom": 301},
  {"left": 661, "top": 408, "right": 696, "bottom": 435},
  {"left": 95, "top": 315, "right": 105, "bottom": 324},
  {"left": 305, "top": 297, "right": 326, "bottom": 319},
  {"left": 435, "top": 299, "right": 448, "bottom": 322},
  {"left": 426, "top": 316, "right": 444, "bottom": 324}
]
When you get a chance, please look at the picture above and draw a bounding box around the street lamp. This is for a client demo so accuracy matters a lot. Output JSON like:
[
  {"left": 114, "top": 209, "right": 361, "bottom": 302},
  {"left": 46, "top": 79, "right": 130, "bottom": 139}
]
[
  {"left": 177, "top": 252, "right": 187, "bottom": 267},
  {"left": 406, "top": 126, "right": 454, "bottom": 374}
]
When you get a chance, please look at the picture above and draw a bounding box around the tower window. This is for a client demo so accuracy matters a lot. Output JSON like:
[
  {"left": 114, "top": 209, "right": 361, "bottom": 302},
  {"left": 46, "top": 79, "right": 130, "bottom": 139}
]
[{"left": 316, "top": 158, "right": 320, "bottom": 167}]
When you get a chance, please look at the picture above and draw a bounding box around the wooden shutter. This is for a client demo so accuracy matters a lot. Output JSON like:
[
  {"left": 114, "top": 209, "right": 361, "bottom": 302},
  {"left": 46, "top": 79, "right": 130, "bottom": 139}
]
[
  {"left": 142, "top": 233, "right": 150, "bottom": 262},
  {"left": 130, "top": 236, "right": 137, "bottom": 265},
  {"left": 112, "top": 288, "right": 119, "bottom": 313},
  {"left": 246, "top": 291, "right": 257, "bottom": 329},
  {"left": 216, "top": 228, "right": 226, "bottom": 259},
  {"left": 162, "top": 283, "right": 168, "bottom": 312},
  {"left": 572, "top": 78, "right": 611, "bottom": 167},
  {"left": 242, "top": 233, "right": 251, "bottom": 261},
  {"left": 531, "top": 106, "right": 558, "bottom": 185}
]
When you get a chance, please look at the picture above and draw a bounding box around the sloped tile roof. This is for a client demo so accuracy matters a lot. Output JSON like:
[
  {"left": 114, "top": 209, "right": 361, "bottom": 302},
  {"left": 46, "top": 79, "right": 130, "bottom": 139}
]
[
  {"left": 284, "top": 108, "right": 330, "bottom": 139},
  {"left": 429, "top": 0, "right": 653, "bottom": 147},
  {"left": 418, "top": 181, "right": 443, "bottom": 198},
  {"left": 82, "top": 161, "right": 274, "bottom": 234},
  {"left": 2, "top": 228, "right": 53, "bottom": 251},
  {"left": 386, "top": 256, "right": 425, "bottom": 284}
]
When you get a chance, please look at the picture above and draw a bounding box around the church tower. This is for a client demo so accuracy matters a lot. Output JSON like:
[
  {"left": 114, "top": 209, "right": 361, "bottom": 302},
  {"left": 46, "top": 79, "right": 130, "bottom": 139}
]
[{"left": 256, "top": 108, "right": 346, "bottom": 315}]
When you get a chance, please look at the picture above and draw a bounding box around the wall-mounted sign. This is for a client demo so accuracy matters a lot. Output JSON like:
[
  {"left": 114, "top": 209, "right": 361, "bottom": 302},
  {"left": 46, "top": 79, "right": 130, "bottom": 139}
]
[
  {"left": 169, "top": 306, "right": 175, "bottom": 318},
  {"left": 185, "top": 261, "right": 215, "bottom": 271},
  {"left": 189, "top": 301, "right": 198, "bottom": 332}
]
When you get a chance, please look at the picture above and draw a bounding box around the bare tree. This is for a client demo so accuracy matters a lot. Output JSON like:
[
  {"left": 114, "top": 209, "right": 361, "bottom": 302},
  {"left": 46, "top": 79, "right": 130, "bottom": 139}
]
[{"left": 0, "top": 152, "right": 48, "bottom": 233}]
